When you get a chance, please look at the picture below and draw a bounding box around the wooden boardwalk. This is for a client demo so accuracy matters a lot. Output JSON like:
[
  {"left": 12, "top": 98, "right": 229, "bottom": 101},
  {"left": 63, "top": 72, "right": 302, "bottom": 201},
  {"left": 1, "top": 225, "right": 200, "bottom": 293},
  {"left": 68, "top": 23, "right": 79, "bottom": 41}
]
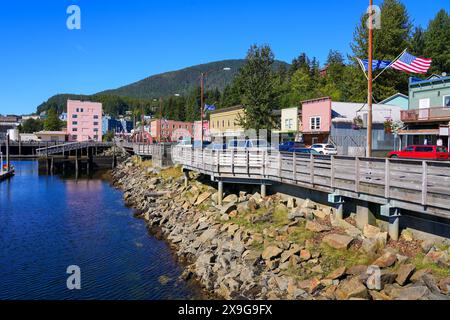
[{"left": 172, "top": 146, "right": 450, "bottom": 220}]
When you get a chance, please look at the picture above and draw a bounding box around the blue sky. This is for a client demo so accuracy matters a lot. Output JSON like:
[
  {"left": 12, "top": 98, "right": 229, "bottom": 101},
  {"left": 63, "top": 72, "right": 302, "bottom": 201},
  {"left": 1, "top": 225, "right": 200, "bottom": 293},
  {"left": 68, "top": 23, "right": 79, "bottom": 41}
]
[{"left": 0, "top": 0, "right": 447, "bottom": 115}]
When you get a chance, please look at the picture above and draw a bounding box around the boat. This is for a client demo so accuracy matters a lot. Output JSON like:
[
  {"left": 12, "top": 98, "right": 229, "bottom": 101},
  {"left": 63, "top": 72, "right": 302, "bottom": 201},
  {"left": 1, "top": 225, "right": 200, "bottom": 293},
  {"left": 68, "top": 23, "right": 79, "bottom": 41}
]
[{"left": 0, "top": 164, "right": 15, "bottom": 181}]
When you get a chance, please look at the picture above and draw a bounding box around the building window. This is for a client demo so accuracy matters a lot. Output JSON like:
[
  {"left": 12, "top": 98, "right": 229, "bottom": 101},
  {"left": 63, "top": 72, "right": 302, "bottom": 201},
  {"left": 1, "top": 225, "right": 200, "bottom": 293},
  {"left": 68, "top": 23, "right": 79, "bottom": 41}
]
[
  {"left": 310, "top": 117, "right": 321, "bottom": 131},
  {"left": 228, "top": 120, "right": 230, "bottom": 127},
  {"left": 94, "top": 135, "right": 98, "bottom": 140},
  {"left": 73, "top": 114, "right": 78, "bottom": 119},
  {"left": 73, "top": 135, "right": 77, "bottom": 139},
  {"left": 212, "top": 122, "right": 215, "bottom": 128},
  {"left": 222, "top": 120, "right": 225, "bottom": 128},
  {"left": 80, "top": 108, "right": 84, "bottom": 112},
  {"left": 444, "top": 96, "right": 450, "bottom": 108},
  {"left": 94, "top": 122, "right": 99, "bottom": 126},
  {"left": 285, "top": 119, "right": 293, "bottom": 130},
  {"left": 217, "top": 121, "right": 220, "bottom": 128},
  {"left": 73, "top": 128, "right": 77, "bottom": 132},
  {"left": 76, "top": 108, "right": 79, "bottom": 112},
  {"left": 94, "top": 128, "right": 98, "bottom": 132},
  {"left": 93, "top": 115, "right": 99, "bottom": 119},
  {"left": 72, "top": 121, "right": 78, "bottom": 125}
]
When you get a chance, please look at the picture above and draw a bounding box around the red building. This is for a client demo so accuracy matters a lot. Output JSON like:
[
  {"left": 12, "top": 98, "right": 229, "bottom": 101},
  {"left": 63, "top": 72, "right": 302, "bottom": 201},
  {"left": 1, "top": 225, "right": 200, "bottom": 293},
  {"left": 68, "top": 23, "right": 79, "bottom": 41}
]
[{"left": 150, "top": 119, "right": 194, "bottom": 143}]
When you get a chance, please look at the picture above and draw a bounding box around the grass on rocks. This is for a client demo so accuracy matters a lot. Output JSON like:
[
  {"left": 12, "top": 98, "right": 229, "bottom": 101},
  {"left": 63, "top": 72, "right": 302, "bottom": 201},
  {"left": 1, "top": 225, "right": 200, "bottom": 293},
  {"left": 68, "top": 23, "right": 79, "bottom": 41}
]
[
  {"left": 159, "top": 166, "right": 183, "bottom": 180},
  {"left": 412, "top": 253, "right": 450, "bottom": 278},
  {"left": 320, "top": 244, "right": 371, "bottom": 270}
]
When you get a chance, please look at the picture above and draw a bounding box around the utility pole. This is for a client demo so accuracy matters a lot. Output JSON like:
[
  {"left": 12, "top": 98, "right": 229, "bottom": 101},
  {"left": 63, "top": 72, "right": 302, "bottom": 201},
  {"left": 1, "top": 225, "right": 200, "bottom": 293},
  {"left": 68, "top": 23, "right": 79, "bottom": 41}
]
[
  {"left": 200, "top": 72, "right": 205, "bottom": 146},
  {"left": 141, "top": 105, "right": 145, "bottom": 143},
  {"left": 160, "top": 97, "right": 164, "bottom": 143},
  {"left": 367, "top": 0, "right": 374, "bottom": 158},
  {"left": 6, "top": 133, "right": 10, "bottom": 171}
]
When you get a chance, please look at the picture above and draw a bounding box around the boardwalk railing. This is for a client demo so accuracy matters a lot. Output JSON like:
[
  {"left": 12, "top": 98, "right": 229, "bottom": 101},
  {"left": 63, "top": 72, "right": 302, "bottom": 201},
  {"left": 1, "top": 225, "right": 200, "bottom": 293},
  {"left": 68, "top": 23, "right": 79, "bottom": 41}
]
[
  {"left": 36, "top": 142, "right": 113, "bottom": 156},
  {"left": 133, "top": 144, "right": 164, "bottom": 157},
  {"left": 172, "top": 146, "right": 450, "bottom": 219}
]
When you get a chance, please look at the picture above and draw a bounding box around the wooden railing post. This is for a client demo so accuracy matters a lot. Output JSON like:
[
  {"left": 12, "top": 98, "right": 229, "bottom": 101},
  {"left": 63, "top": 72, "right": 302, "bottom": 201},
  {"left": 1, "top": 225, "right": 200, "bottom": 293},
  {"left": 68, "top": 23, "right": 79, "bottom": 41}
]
[
  {"left": 262, "top": 151, "right": 266, "bottom": 178},
  {"left": 231, "top": 149, "right": 235, "bottom": 176},
  {"left": 246, "top": 149, "right": 250, "bottom": 176},
  {"left": 217, "top": 150, "right": 220, "bottom": 174},
  {"left": 422, "top": 161, "right": 428, "bottom": 206},
  {"left": 310, "top": 154, "right": 315, "bottom": 185},
  {"left": 293, "top": 152, "right": 297, "bottom": 182},
  {"left": 278, "top": 152, "right": 282, "bottom": 181},
  {"left": 331, "top": 155, "right": 335, "bottom": 189},
  {"left": 355, "top": 157, "right": 360, "bottom": 193},
  {"left": 385, "top": 158, "right": 390, "bottom": 199}
]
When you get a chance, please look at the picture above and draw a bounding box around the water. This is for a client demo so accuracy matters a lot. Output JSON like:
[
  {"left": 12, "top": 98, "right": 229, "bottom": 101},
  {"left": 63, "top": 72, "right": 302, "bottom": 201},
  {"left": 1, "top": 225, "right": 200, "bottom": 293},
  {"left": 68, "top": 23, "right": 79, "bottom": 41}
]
[{"left": 0, "top": 161, "right": 200, "bottom": 300}]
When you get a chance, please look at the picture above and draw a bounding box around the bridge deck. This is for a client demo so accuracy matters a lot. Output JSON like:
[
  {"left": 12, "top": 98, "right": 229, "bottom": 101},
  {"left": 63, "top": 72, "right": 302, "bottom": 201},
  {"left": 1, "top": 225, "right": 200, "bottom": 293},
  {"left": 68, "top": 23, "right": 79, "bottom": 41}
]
[{"left": 172, "top": 146, "right": 450, "bottom": 220}]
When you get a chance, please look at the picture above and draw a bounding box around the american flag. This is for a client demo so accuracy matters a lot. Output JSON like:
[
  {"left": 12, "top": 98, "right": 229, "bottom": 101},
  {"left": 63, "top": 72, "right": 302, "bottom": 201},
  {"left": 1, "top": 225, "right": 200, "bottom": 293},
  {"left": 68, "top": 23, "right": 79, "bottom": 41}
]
[{"left": 391, "top": 52, "right": 432, "bottom": 74}]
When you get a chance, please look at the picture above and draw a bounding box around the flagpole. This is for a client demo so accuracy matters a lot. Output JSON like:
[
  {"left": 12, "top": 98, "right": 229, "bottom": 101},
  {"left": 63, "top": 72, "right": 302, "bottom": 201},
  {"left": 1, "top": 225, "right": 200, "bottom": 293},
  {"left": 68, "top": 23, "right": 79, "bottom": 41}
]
[{"left": 367, "top": 0, "right": 374, "bottom": 158}]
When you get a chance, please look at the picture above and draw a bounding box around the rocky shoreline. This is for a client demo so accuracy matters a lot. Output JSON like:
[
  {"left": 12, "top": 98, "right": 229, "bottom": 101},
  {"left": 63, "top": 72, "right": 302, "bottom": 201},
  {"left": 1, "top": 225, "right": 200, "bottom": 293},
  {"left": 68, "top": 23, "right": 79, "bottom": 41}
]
[{"left": 111, "top": 157, "right": 450, "bottom": 300}]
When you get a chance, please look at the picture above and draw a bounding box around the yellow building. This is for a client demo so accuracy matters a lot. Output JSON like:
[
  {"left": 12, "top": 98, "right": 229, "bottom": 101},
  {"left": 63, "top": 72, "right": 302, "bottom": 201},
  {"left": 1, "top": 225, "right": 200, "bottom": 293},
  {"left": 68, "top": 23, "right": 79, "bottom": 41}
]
[{"left": 209, "top": 106, "right": 245, "bottom": 137}]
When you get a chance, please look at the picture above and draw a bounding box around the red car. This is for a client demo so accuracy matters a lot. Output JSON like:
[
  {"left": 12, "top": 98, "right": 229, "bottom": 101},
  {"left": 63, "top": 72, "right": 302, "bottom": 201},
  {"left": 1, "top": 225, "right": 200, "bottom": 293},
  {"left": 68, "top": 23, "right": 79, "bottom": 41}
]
[{"left": 388, "top": 145, "right": 449, "bottom": 160}]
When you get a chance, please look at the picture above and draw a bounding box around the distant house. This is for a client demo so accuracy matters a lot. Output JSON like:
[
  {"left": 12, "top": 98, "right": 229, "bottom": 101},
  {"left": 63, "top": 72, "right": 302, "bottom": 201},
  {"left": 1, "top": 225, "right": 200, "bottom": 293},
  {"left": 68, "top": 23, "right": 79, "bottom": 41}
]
[
  {"left": 301, "top": 97, "right": 402, "bottom": 155},
  {"left": 59, "top": 113, "right": 68, "bottom": 122},
  {"left": 400, "top": 75, "right": 450, "bottom": 149},
  {"left": 209, "top": 106, "right": 245, "bottom": 138},
  {"left": 150, "top": 119, "right": 194, "bottom": 143},
  {"left": 102, "top": 116, "right": 134, "bottom": 135},
  {"left": 379, "top": 93, "right": 409, "bottom": 110}
]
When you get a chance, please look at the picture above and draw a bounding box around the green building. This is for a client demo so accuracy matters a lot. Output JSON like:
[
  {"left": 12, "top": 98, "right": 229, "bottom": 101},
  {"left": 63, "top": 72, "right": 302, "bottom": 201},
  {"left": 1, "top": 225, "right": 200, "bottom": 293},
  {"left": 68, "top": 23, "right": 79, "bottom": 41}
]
[{"left": 400, "top": 75, "right": 450, "bottom": 149}]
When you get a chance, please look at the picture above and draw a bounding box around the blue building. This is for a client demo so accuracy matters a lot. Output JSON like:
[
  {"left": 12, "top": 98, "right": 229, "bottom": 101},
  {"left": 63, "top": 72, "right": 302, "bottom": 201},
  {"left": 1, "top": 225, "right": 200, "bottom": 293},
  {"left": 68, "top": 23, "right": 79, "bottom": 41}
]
[
  {"left": 102, "top": 116, "right": 134, "bottom": 135},
  {"left": 379, "top": 93, "right": 409, "bottom": 110}
]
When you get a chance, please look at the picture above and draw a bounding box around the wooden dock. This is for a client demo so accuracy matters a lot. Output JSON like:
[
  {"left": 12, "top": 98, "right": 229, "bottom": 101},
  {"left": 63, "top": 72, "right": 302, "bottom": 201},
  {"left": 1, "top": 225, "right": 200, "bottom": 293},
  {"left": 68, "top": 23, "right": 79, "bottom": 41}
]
[{"left": 172, "top": 146, "right": 450, "bottom": 221}]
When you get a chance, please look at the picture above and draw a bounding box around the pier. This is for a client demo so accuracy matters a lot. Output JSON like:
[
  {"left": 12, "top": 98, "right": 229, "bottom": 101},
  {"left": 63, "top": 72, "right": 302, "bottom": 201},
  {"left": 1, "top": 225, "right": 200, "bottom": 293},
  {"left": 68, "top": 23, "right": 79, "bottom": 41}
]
[{"left": 172, "top": 146, "right": 450, "bottom": 240}]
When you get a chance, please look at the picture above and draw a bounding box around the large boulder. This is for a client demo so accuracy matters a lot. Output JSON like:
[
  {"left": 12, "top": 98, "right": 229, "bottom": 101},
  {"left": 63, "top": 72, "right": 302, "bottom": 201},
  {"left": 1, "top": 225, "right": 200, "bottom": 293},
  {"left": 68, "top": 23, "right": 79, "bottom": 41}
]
[
  {"left": 306, "top": 220, "right": 331, "bottom": 233},
  {"left": 363, "top": 224, "right": 382, "bottom": 239},
  {"left": 373, "top": 252, "right": 397, "bottom": 268},
  {"left": 438, "top": 276, "right": 450, "bottom": 293},
  {"left": 327, "top": 267, "right": 347, "bottom": 280},
  {"left": 323, "top": 234, "right": 354, "bottom": 250},
  {"left": 223, "top": 194, "right": 239, "bottom": 204},
  {"left": 389, "top": 286, "right": 430, "bottom": 300},
  {"left": 195, "top": 192, "right": 212, "bottom": 206},
  {"left": 221, "top": 203, "right": 238, "bottom": 214},
  {"left": 335, "top": 277, "right": 369, "bottom": 300},
  {"left": 396, "top": 264, "right": 416, "bottom": 286},
  {"left": 262, "top": 245, "right": 283, "bottom": 261}
]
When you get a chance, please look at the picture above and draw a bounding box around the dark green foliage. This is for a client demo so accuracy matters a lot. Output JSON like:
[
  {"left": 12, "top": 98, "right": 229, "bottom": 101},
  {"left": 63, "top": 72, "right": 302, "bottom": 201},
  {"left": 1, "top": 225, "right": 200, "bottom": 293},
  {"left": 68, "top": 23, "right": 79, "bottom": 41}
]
[
  {"left": 44, "top": 109, "right": 63, "bottom": 131},
  {"left": 20, "top": 118, "right": 43, "bottom": 133},
  {"left": 424, "top": 9, "right": 450, "bottom": 74},
  {"left": 236, "top": 45, "right": 280, "bottom": 131}
]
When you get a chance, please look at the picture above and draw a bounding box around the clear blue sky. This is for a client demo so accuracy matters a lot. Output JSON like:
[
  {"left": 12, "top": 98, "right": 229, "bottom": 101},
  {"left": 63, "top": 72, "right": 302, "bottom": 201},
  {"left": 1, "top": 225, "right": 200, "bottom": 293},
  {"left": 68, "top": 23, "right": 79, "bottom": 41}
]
[{"left": 0, "top": 0, "right": 447, "bottom": 115}]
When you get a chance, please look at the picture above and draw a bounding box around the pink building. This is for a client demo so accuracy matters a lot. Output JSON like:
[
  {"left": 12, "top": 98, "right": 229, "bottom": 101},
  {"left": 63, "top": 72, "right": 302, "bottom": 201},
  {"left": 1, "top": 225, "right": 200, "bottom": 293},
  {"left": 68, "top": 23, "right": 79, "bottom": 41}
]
[
  {"left": 194, "top": 121, "right": 210, "bottom": 142},
  {"left": 67, "top": 100, "right": 103, "bottom": 142},
  {"left": 301, "top": 97, "right": 332, "bottom": 145},
  {"left": 150, "top": 119, "right": 194, "bottom": 143}
]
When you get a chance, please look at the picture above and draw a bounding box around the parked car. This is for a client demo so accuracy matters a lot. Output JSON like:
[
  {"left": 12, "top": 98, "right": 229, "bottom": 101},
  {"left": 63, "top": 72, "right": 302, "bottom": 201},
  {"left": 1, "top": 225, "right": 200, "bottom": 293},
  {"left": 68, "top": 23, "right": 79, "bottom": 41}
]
[
  {"left": 205, "top": 142, "right": 226, "bottom": 150},
  {"left": 388, "top": 145, "right": 449, "bottom": 160},
  {"left": 227, "top": 139, "right": 273, "bottom": 151},
  {"left": 279, "top": 141, "right": 305, "bottom": 152},
  {"left": 310, "top": 143, "right": 338, "bottom": 155},
  {"left": 292, "top": 148, "right": 321, "bottom": 155}
]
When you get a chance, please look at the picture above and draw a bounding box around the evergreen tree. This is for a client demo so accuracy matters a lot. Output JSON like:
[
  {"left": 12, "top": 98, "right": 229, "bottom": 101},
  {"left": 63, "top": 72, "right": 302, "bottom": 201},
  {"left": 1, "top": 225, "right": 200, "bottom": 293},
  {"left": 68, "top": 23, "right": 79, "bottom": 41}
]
[
  {"left": 44, "top": 109, "right": 63, "bottom": 131},
  {"left": 236, "top": 44, "right": 279, "bottom": 131},
  {"left": 349, "top": 0, "right": 413, "bottom": 101},
  {"left": 424, "top": 9, "right": 450, "bottom": 74},
  {"left": 411, "top": 26, "right": 426, "bottom": 56},
  {"left": 20, "top": 118, "right": 44, "bottom": 133}
]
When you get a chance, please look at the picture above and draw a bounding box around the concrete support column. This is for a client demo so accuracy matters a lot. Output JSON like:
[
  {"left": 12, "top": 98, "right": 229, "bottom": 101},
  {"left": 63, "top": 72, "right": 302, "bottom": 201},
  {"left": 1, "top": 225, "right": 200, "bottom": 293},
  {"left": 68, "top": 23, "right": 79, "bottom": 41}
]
[
  {"left": 261, "top": 184, "right": 267, "bottom": 198},
  {"left": 183, "top": 170, "right": 189, "bottom": 188},
  {"left": 218, "top": 181, "right": 224, "bottom": 206},
  {"left": 388, "top": 215, "right": 401, "bottom": 241},
  {"left": 336, "top": 202, "right": 344, "bottom": 220},
  {"left": 356, "top": 201, "right": 376, "bottom": 230}
]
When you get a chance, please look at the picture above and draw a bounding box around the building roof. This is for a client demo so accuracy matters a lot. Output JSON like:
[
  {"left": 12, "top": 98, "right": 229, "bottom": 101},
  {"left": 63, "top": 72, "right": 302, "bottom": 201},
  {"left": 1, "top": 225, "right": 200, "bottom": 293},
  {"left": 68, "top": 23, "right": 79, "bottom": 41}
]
[
  {"left": 210, "top": 105, "right": 244, "bottom": 115},
  {"left": 379, "top": 93, "right": 408, "bottom": 105},
  {"left": 331, "top": 102, "right": 402, "bottom": 123},
  {"left": 35, "top": 131, "right": 67, "bottom": 136},
  {"left": 409, "top": 75, "right": 450, "bottom": 87}
]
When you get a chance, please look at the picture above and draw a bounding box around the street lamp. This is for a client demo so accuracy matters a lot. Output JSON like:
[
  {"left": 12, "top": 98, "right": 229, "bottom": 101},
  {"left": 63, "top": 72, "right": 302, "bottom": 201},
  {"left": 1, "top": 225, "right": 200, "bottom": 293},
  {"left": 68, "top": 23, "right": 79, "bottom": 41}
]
[{"left": 200, "top": 67, "right": 231, "bottom": 146}]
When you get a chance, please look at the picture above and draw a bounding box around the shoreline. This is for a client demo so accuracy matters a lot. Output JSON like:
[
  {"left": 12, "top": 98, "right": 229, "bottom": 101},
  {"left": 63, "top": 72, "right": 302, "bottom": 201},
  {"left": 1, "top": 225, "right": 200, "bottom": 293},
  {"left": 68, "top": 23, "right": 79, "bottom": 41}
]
[{"left": 111, "top": 156, "right": 450, "bottom": 300}]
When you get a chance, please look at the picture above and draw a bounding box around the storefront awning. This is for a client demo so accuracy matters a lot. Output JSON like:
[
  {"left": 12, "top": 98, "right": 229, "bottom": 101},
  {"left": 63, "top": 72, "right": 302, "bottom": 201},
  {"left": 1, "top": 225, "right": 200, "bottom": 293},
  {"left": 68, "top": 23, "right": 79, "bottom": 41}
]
[{"left": 398, "top": 129, "right": 440, "bottom": 136}]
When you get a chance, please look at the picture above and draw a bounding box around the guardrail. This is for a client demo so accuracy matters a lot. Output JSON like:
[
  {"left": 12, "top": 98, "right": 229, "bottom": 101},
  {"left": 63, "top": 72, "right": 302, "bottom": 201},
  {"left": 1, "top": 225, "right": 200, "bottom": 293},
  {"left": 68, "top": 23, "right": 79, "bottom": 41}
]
[{"left": 172, "top": 146, "right": 450, "bottom": 219}]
